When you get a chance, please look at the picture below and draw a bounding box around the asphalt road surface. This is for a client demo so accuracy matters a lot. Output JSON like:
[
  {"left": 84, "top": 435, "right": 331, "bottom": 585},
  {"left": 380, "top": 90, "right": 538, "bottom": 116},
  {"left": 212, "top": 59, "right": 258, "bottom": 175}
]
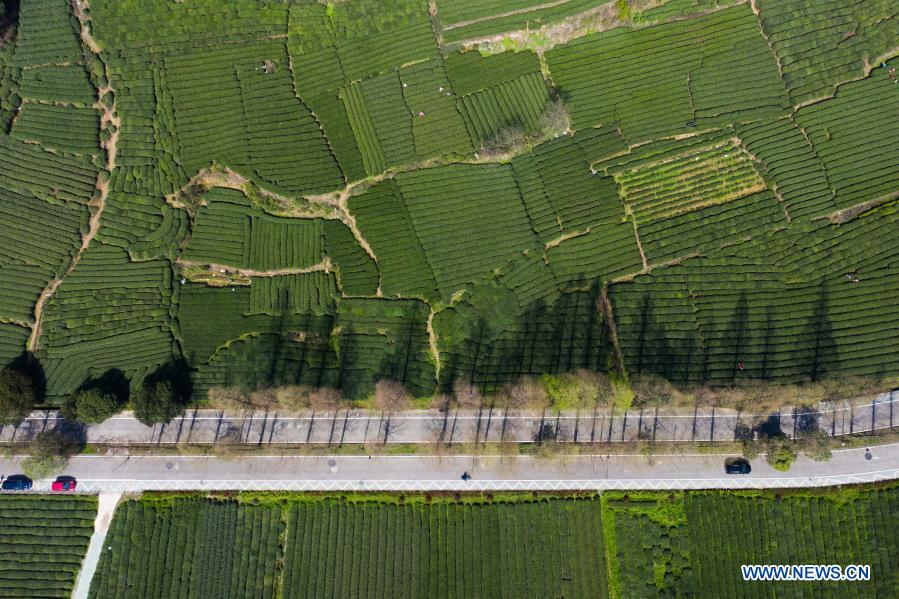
[
  {"left": 1, "top": 444, "right": 896, "bottom": 493},
  {"left": 2, "top": 391, "right": 895, "bottom": 445}
]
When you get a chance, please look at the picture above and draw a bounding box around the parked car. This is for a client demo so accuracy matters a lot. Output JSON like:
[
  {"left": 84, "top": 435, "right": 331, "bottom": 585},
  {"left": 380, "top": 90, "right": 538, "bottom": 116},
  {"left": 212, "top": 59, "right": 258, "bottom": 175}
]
[
  {"left": 1, "top": 475, "right": 33, "bottom": 491},
  {"left": 51, "top": 476, "right": 77, "bottom": 492},
  {"left": 724, "top": 457, "right": 751, "bottom": 475}
]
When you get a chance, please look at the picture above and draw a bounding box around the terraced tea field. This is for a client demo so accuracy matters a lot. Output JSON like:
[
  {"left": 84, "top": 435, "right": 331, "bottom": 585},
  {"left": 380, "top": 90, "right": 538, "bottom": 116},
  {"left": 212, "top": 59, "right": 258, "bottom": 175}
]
[
  {"left": 0, "top": 495, "right": 97, "bottom": 598},
  {"left": 86, "top": 484, "right": 897, "bottom": 598},
  {"left": 602, "top": 487, "right": 898, "bottom": 598},
  {"left": 1, "top": 0, "right": 898, "bottom": 404}
]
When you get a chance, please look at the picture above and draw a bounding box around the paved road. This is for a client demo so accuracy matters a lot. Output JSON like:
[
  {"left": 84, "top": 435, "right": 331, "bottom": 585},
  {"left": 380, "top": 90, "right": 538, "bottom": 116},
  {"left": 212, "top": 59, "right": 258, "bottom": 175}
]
[
  {"left": 71, "top": 493, "right": 120, "bottom": 599},
  {"left": 1, "top": 392, "right": 895, "bottom": 446},
  {"left": 1, "top": 444, "right": 896, "bottom": 492}
]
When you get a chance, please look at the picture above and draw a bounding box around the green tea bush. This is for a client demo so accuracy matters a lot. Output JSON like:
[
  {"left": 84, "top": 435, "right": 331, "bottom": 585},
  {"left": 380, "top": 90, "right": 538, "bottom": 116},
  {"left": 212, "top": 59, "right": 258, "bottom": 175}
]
[{"left": 0, "top": 495, "right": 97, "bottom": 598}]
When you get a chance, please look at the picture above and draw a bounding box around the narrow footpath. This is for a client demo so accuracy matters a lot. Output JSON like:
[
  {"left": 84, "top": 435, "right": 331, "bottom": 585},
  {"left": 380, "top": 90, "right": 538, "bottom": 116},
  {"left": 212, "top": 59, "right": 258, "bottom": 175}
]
[{"left": 71, "top": 493, "right": 122, "bottom": 599}]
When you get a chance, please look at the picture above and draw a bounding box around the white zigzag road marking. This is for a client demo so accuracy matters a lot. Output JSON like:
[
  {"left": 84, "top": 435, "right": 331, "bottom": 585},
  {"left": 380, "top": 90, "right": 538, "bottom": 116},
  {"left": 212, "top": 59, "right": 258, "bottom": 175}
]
[{"left": 17, "top": 468, "right": 898, "bottom": 493}]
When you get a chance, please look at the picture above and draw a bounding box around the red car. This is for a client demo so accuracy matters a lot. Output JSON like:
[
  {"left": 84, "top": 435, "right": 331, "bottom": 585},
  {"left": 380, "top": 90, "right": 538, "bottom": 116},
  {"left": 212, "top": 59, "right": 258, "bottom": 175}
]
[{"left": 51, "top": 477, "right": 77, "bottom": 492}]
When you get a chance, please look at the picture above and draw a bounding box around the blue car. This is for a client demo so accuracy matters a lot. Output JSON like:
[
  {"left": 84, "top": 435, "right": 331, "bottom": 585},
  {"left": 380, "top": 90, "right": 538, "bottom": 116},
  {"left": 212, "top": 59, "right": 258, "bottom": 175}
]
[
  {"left": 1, "top": 475, "right": 33, "bottom": 491},
  {"left": 724, "top": 458, "right": 751, "bottom": 475}
]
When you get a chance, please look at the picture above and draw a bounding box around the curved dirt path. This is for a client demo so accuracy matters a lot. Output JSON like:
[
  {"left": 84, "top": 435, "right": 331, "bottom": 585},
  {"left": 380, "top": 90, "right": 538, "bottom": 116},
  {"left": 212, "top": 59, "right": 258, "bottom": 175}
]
[{"left": 28, "top": 1, "right": 116, "bottom": 352}]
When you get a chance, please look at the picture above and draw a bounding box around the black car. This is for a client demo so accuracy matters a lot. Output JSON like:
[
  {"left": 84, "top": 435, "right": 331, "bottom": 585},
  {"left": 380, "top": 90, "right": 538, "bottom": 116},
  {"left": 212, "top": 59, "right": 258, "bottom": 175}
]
[
  {"left": 724, "top": 457, "right": 751, "bottom": 475},
  {"left": 1, "top": 475, "right": 33, "bottom": 491}
]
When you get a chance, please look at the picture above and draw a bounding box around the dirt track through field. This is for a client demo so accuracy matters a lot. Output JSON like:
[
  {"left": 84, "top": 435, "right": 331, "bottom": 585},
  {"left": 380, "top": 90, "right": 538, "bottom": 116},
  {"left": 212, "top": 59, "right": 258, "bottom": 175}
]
[
  {"left": 452, "top": 0, "right": 686, "bottom": 53},
  {"left": 28, "top": 0, "right": 114, "bottom": 352},
  {"left": 440, "top": 0, "right": 570, "bottom": 31},
  {"left": 175, "top": 258, "right": 332, "bottom": 278},
  {"left": 426, "top": 308, "right": 441, "bottom": 382}
]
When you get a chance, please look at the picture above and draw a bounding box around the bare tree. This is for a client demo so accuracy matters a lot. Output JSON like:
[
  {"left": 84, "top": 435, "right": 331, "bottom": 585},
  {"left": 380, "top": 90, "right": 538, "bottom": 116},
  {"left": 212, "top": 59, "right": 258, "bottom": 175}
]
[
  {"left": 498, "top": 375, "right": 548, "bottom": 444},
  {"left": 375, "top": 380, "right": 411, "bottom": 444},
  {"left": 480, "top": 125, "right": 526, "bottom": 157},
  {"left": 307, "top": 387, "right": 346, "bottom": 446},
  {"left": 630, "top": 372, "right": 675, "bottom": 407},
  {"left": 275, "top": 385, "right": 313, "bottom": 412},
  {"left": 501, "top": 375, "right": 548, "bottom": 411},
  {"left": 427, "top": 393, "right": 454, "bottom": 447},
  {"left": 208, "top": 386, "right": 277, "bottom": 413},
  {"left": 538, "top": 97, "right": 570, "bottom": 137},
  {"left": 207, "top": 387, "right": 251, "bottom": 414},
  {"left": 685, "top": 375, "right": 886, "bottom": 415},
  {"left": 629, "top": 372, "right": 677, "bottom": 456},
  {"left": 429, "top": 393, "right": 452, "bottom": 411},
  {"left": 570, "top": 370, "right": 611, "bottom": 442},
  {"left": 454, "top": 377, "right": 491, "bottom": 444},
  {"left": 375, "top": 380, "right": 411, "bottom": 412},
  {"left": 452, "top": 377, "right": 482, "bottom": 409},
  {"left": 248, "top": 388, "right": 277, "bottom": 410},
  {"left": 308, "top": 387, "right": 344, "bottom": 412}
]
